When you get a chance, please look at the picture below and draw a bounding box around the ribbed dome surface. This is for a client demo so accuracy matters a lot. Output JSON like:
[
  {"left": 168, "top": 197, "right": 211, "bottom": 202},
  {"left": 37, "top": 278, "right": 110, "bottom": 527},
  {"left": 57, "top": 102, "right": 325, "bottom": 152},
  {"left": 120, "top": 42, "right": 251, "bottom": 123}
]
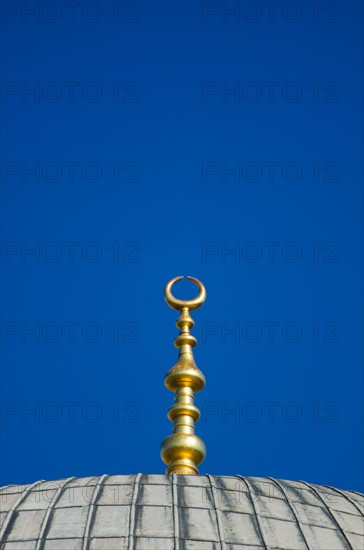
[{"left": 0, "top": 474, "right": 363, "bottom": 549}]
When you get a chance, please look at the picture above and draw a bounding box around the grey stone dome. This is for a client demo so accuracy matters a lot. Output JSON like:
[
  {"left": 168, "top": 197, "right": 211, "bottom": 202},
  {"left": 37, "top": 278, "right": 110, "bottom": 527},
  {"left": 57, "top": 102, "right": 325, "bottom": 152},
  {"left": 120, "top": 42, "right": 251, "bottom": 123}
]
[{"left": 0, "top": 474, "right": 363, "bottom": 549}]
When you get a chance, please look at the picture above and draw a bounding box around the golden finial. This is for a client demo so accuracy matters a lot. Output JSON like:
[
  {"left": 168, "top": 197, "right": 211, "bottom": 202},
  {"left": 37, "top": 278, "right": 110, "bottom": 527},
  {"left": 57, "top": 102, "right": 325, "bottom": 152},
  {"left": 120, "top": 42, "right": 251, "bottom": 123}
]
[{"left": 160, "top": 276, "right": 207, "bottom": 475}]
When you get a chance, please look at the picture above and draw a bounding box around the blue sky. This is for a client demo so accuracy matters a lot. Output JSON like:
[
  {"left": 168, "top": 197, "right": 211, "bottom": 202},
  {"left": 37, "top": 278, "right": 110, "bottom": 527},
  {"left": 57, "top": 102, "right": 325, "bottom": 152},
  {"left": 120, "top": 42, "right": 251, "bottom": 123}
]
[{"left": 1, "top": 1, "right": 363, "bottom": 493}]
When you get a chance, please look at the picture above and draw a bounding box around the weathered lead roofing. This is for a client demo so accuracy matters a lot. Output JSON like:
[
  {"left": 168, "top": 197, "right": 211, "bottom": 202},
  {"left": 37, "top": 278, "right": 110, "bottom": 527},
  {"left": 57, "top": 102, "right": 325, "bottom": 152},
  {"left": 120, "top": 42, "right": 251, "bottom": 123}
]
[{"left": 0, "top": 474, "right": 363, "bottom": 549}]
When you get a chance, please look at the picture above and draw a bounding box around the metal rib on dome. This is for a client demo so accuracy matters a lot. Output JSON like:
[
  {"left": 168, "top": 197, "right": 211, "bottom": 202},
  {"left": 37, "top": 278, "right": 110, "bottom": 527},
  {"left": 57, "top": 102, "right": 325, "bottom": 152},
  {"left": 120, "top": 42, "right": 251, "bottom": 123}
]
[{"left": 0, "top": 474, "right": 363, "bottom": 549}]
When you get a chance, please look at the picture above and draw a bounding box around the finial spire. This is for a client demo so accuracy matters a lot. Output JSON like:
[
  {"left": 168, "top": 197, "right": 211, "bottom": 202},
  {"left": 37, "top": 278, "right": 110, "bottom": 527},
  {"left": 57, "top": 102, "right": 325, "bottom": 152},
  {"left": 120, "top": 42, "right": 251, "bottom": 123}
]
[{"left": 160, "top": 276, "right": 207, "bottom": 475}]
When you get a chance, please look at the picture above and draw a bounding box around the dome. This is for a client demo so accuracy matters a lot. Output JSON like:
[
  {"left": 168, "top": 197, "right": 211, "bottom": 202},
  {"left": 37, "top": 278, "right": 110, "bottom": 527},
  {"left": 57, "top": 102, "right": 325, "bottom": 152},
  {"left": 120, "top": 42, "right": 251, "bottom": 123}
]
[
  {"left": 0, "top": 474, "right": 363, "bottom": 549},
  {"left": 2, "top": 280, "right": 362, "bottom": 549}
]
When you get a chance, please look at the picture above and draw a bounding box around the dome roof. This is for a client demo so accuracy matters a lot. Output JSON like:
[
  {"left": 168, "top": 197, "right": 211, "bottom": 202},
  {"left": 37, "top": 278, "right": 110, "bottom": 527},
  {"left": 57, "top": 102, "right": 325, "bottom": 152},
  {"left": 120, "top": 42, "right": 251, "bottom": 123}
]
[{"left": 0, "top": 474, "right": 363, "bottom": 549}]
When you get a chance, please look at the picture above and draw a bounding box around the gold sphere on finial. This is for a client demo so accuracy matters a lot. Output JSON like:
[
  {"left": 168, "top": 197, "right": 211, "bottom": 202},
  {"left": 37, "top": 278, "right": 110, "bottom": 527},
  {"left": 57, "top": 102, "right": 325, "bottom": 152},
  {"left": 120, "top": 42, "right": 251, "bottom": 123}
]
[{"left": 161, "top": 276, "right": 207, "bottom": 475}]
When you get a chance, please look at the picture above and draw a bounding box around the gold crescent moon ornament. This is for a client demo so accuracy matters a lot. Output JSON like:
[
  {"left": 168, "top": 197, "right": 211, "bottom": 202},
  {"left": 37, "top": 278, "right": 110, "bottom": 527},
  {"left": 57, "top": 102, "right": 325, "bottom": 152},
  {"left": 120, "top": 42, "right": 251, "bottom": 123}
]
[
  {"left": 161, "top": 276, "right": 207, "bottom": 475},
  {"left": 164, "top": 276, "right": 206, "bottom": 311}
]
